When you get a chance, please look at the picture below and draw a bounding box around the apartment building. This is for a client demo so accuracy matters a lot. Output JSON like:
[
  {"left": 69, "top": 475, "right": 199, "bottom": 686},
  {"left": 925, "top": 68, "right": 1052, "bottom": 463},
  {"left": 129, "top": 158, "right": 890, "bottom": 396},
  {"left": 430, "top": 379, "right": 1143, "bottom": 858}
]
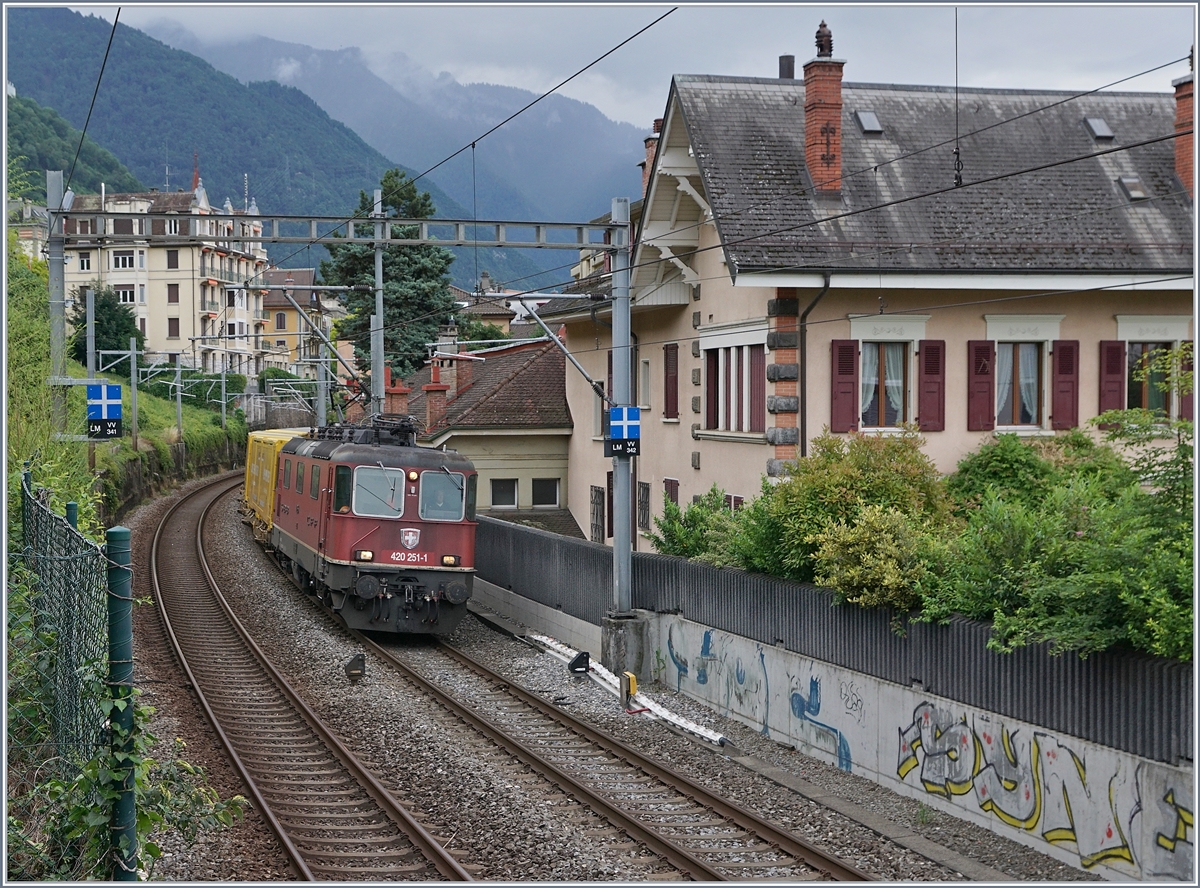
[{"left": 62, "top": 180, "right": 271, "bottom": 375}]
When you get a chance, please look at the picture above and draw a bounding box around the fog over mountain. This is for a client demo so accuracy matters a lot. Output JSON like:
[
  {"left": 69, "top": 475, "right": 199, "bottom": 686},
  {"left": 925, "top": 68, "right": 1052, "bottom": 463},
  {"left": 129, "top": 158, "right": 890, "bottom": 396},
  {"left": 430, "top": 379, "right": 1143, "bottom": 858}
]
[{"left": 143, "top": 22, "right": 646, "bottom": 225}]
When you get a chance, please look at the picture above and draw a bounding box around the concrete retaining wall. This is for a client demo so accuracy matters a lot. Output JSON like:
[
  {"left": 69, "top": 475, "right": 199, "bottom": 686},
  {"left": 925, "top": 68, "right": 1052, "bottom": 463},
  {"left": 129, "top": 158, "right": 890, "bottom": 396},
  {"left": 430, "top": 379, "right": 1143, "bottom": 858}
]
[{"left": 643, "top": 613, "right": 1194, "bottom": 882}]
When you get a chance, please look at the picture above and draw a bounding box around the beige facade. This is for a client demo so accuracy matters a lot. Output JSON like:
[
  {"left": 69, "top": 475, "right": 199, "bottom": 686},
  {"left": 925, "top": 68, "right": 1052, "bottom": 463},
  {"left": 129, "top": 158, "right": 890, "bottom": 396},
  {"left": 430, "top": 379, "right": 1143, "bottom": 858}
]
[
  {"left": 62, "top": 185, "right": 271, "bottom": 376},
  {"left": 555, "top": 59, "right": 1194, "bottom": 547},
  {"left": 423, "top": 427, "right": 570, "bottom": 513}
]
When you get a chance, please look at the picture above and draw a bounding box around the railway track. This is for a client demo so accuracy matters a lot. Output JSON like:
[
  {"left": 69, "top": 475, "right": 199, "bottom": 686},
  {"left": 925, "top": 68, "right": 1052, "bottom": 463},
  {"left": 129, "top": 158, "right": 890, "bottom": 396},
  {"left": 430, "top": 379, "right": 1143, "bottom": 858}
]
[
  {"left": 150, "top": 476, "right": 472, "bottom": 882},
  {"left": 352, "top": 633, "right": 875, "bottom": 881}
]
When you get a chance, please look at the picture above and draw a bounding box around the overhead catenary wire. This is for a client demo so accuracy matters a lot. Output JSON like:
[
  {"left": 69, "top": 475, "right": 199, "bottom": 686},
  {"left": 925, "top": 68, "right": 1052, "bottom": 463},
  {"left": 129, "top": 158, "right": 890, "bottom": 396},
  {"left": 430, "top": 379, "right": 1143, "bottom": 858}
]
[
  {"left": 258, "top": 7, "right": 678, "bottom": 274},
  {"left": 480, "top": 53, "right": 1192, "bottom": 293},
  {"left": 64, "top": 7, "right": 121, "bottom": 199}
]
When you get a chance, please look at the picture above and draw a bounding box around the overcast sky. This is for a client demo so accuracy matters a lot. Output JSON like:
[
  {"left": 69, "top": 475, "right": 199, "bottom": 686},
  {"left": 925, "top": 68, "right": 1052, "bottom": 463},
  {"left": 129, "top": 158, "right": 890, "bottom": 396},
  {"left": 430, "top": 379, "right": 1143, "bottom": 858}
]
[{"left": 79, "top": 3, "right": 1197, "bottom": 127}]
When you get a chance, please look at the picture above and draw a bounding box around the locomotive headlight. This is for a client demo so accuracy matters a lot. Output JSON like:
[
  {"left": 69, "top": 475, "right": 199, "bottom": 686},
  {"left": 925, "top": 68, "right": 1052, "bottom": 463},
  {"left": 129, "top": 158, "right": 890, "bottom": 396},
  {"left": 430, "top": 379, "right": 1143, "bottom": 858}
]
[
  {"left": 441, "top": 555, "right": 460, "bottom": 567},
  {"left": 354, "top": 549, "right": 374, "bottom": 562},
  {"left": 407, "top": 470, "right": 418, "bottom": 481}
]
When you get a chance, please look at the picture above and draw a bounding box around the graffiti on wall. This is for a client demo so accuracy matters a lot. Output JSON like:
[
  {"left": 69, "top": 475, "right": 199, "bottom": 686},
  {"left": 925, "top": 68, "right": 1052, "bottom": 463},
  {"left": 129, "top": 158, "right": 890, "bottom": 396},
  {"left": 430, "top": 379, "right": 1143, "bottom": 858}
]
[
  {"left": 664, "top": 624, "right": 770, "bottom": 733},
  {"left": 897, "top": 702, "right": 1194, "bottom": 878},
  {"left": 788, "top": 674, "right": 852, "bottom": 771}
]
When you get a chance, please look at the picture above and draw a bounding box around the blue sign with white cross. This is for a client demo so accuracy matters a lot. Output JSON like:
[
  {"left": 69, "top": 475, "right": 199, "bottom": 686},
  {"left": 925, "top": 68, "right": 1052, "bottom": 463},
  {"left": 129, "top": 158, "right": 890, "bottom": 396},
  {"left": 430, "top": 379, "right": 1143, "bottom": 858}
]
[
  {"left": 87, "top": 384, "right": 123, "bottom": 420},
  {"left": 609, "top": 406, "right": 640, "bottom": 440},
  {"left": 86, "top": 384, "right": 122, "bottom": 439}
]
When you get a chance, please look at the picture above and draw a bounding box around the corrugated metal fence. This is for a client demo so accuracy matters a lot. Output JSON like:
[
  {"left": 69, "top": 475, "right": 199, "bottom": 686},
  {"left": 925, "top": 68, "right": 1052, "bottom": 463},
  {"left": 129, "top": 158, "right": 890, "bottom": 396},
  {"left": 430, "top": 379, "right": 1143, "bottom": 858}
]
[{"left": 477, "top": 516, "right": 1193, "bottom": 765}]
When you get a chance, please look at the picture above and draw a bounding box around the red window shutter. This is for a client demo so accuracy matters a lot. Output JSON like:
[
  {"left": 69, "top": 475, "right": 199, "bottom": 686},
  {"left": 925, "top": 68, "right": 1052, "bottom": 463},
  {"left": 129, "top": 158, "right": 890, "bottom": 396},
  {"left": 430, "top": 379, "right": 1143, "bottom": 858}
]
[
  {"left": 664, "top": 478, "right": 679, "bottom": 505},
  {"left": 1099, "top": 340, "right": 1126, "bottom": 415},
  {"left": 606, "top": 471, "right": 614, "bottom": 539},
  {"left": 705, "top": 350, "right": 719, "bottom": 429},
  {"left": 64, "top": 217, "right": 77, "bottom": 235},
  {"left": 966, "top": 340, "right": 995, "bottom": 431},
  {"left": 607, "top": 350, "right": 613, "bottom": 399},
  {"left": 663, "top": 344, "right": 679, "bottom": 418},
  {"left": 1051, "top": 340, "right": 1080, "bottom": 430},
  {"left": 830, "top": 340, "right": 859, "bottom": 433},
  {"left": 1181, "top": 340, "right": 1194, "bottom": 420},
  {"left": 112, "top": 218, "right": 133, "bottom": 235},
  {"left": 917, "top": 340, "right": 945, "bottom": 432},
  {"left": 749, "top": 344, "right": 766, "bottom": 432},
  {"left": 151, "top": 218, "right": 165, "bottom": 236},
  {"left": 178, "top": 218, "right": 189, "bottom": 237}
]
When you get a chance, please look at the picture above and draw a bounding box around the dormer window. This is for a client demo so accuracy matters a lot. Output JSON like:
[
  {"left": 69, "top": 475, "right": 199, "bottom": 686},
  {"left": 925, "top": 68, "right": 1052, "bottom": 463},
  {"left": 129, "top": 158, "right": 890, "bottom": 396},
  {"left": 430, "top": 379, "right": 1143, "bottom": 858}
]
[
  {"left": 1084, "top": 117, "right": 1114, "bottom": 140},
  {"left": 1118, "top": 175, "right": 1149, "bottom": 201},
  {"left": 855, "top": 110, "right": 883, "bottom": 134}
]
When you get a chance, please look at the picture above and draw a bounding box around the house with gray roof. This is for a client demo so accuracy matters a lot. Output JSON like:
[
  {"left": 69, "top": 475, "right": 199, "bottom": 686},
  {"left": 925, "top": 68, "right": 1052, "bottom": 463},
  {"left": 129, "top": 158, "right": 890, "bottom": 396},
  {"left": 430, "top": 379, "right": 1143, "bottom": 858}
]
[
  {"left": 548, "top": 22, "right": 1193, "bottom": 546},
  {"left": 393, "top": 334, "right": 582, "bottom": 537}
]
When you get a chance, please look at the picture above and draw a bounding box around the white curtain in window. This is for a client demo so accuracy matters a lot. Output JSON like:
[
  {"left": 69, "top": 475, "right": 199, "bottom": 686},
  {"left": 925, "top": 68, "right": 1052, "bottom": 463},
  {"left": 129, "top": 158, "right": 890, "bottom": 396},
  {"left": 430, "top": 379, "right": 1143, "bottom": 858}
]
[
  {"left": 1018, "top": 343, "right": 1039, "bottom": 423},
  {"left": 860, "top": 343, "right": 879, "bottom": 422},
  {"left": 884, "top": 343, "right": 905, "bottom": 424},
  {"left": 996, "top": 343, "right": 1013, "bottom": 423}
]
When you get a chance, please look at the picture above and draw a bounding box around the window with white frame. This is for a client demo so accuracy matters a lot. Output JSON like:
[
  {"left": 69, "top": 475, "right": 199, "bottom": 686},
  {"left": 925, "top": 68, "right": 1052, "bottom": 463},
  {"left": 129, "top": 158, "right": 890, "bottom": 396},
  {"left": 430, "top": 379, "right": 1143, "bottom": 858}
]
[
  {"left": 78, "top": 251, "right": 91, "bottom": 271},
  {"left": 841, "top": 315, "right": 931, "bottom": 432},
  {"left": 490, "top": 478, "right": 518, "bottom": 509},
  {"left": 996, "top": 343, "right": 1043, "bottom": 425},
  {"left": 167, "top": 217, "right": 180, "bottom": 235},
  {"left": 1128, "top": 341, "right": 1173, "bottom": 414},
  {"left": 112, "top": 250, "right": 134, "bottom": 269},
  {"left": 984, "top": 315, "right": 1062, "bottom": 429},
  {"left": 860, "top": 341, "right": 908, "bottom": 428},
  {"left": 138, "top": 250, "right": 145, "bottom": 269},
  {"left": 702, "top": 340, "right": 765, "bottom": 432},
  {"left": 114, "top": 285, "right": 135, "bottom": 304},
  {"left": 531, "top": 478, "right": 559, "bottom": 508}
]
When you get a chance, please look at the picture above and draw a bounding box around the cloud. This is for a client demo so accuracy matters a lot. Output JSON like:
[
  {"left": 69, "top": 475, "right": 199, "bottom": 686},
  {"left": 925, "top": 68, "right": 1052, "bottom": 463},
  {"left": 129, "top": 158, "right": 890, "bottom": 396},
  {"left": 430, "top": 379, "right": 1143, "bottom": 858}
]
[
  {"left": 272, "top": 57, "right": 302, "bottom": 84},
  {"left": 103, "top": 5, "right": 1195, "bottom": 127}
]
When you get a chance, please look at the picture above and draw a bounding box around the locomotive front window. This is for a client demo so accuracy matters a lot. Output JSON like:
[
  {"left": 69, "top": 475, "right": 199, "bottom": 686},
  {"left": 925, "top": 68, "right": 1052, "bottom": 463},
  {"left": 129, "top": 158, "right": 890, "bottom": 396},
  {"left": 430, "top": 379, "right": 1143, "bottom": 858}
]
[
  {"left": 352, "top": 466, "right": 406, "bottom": 518},
  {"left": 310, "top": 465, "right": 321, "bottom": 499},
  {"left": 334, "top": 466, "right": 352, "bottom": 512},
  {"left": 419, "top": 471, "right": 465, "bottom": 521}
]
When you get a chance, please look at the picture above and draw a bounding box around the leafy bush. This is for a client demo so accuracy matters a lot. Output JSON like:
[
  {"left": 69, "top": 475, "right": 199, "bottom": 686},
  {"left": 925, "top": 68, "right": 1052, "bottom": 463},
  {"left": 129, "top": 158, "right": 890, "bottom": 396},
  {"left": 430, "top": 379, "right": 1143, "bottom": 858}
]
[
  {"left": 947, "top": 433, "right": 1057, "bottom": 508},
  {"left": 810, "top": 505, "right": 942, "bottom": 610},
  {"left": 768, "top": 429, "right": 954, "bottom": 582},
  {"left": 647, "top": 485, "right": 733, "bottom": 560},
  {"left": 923, "top": 478, "right": 1192, "bottom": 659}
]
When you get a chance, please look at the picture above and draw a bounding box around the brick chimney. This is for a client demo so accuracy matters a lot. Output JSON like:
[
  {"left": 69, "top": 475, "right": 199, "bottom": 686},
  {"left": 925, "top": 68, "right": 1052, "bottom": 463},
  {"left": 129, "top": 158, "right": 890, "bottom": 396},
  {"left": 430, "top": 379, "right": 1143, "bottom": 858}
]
[
  {"left": 639, "top": 118, "right": 663, "bottom": 199},
  {"left": 455, "top": 354, "right": 474, "bottom": 395},
  {"left": 422, "top": 361, "right": 449, "bottom": 429},
  {"left": 804, "top": 21, "right": 845, "bottom": 193},
  {"left": 383, "top": 366, "right": 411, "bottom": 414},
  {"left": 1174, "top": 58, "right": 1193, "bottom": 198}
]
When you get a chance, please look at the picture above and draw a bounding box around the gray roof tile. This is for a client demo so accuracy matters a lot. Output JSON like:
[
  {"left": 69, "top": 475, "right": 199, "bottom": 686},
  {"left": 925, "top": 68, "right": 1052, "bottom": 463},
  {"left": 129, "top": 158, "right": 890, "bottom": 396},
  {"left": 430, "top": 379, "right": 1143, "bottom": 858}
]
[{"left": 672, "top": 75, "right": 1193, "bottom": 274}]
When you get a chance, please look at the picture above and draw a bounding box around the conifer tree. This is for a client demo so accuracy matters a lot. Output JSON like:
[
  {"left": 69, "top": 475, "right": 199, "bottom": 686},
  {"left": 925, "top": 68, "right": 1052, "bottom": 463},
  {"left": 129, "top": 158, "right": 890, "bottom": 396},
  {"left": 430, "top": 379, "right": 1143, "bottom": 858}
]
[{"left": 321, "top": 169, "right": 455, "bottom": 378}]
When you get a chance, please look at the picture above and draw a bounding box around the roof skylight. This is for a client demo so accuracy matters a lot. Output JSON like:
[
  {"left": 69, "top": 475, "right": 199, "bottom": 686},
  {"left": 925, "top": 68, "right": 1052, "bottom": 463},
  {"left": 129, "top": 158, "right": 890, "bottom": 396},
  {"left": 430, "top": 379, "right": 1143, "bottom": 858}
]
[
  {"left": 1084, "top": 117, "right": 1114, "bottom": 140},
  {"left": 1117, "top": 175, "right": 1149, "bottom": 201},
  {"left": 854, "top": 110, "right": 883, "bottom": 134}
]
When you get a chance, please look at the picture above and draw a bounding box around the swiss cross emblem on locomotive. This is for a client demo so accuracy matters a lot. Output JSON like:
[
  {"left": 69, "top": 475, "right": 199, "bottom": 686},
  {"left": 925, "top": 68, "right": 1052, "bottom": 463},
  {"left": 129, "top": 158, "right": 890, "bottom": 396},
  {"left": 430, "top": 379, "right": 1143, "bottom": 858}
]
[{"left": 401, "top": 528, "right": 421, "bottom": 549}]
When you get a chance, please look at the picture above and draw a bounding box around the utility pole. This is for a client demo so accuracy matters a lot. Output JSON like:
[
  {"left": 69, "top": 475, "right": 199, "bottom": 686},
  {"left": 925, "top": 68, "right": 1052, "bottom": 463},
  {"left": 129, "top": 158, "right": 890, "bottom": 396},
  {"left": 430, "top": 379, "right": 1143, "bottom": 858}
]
[
  {"left": 86, "top": 288, "right": 97, "bottom": 471},
  {"left": 174, "top": 365, "right": 183, "bottom": 440},
  {"left": 47, "top": 171, "right": 67, "bottom": 431},
  {"left": 372, "top": 189, "right": 385, "bottom": 416},
  {"left": 129, "top": 337, "right": 139, "bottom": 447},
  {"left": 611, "top": 197, "right": 632, "bottom": 615}
]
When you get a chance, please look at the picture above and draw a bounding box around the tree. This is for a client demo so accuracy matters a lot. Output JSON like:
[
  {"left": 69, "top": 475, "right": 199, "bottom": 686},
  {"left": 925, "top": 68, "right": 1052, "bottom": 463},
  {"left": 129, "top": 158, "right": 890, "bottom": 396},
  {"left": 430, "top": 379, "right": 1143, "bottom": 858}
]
[
  {"left": 322, "top": 169, "right": 456, "bottom": 378},
  {"left": 67, "top": 284, "right": 144, "bottom": 376}
]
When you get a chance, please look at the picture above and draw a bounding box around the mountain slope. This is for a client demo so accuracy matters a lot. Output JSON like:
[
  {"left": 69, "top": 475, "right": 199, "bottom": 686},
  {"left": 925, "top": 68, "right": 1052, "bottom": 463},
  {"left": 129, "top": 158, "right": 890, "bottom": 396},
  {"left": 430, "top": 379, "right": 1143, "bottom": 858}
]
[
  {"left": 5, "top": 8, "right": 559, "bottom": 288},
  {"left": 7, "top": 94, "right": 143, "bottom": 201},
  {"left": 142, "top": 29, "right": 646, "bottom": 223}
]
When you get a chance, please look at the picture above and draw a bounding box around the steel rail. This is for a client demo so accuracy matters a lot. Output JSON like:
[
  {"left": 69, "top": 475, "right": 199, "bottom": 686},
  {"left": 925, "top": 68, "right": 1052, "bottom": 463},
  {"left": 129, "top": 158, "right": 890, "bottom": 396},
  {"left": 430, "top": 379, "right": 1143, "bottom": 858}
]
[
  {"left": 151, "top": 476, "right": 472, "bottom": 881},
  {"left": 345, "top": 628, "right": 729, "bottom": 881},
  {"left": 436, "top": 641, "right": 875, "bottom": 882}
]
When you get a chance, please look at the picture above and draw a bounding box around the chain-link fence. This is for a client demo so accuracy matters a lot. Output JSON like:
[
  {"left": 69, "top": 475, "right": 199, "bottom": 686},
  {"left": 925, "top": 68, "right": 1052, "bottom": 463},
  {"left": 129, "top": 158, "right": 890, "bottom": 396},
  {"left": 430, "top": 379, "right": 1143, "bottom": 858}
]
[{"left": 7, "top": 472, "right": 110, "bottom": 879}]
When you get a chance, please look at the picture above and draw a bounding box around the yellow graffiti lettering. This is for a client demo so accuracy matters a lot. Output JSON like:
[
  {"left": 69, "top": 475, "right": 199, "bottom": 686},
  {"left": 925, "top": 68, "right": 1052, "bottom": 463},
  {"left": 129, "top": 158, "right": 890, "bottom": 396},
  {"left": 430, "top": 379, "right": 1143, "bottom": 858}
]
[{"left": 1155, "top": 789, "right": 1195, "bottom": 853}]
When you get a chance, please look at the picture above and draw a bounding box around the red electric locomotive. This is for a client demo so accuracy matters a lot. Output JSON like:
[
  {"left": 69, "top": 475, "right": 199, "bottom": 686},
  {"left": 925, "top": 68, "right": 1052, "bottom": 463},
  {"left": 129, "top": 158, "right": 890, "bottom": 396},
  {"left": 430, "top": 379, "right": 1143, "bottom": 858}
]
[{"left": 245, "top": 416, "right": 477, "bottom": 636}]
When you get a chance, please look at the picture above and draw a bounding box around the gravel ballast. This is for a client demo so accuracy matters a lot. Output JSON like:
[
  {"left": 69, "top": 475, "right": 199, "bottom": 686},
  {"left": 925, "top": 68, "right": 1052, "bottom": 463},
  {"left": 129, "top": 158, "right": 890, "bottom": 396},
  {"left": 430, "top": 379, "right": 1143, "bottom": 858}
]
[{"left": 127, "top": 480, "right": 1099, "bottom": 881}]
